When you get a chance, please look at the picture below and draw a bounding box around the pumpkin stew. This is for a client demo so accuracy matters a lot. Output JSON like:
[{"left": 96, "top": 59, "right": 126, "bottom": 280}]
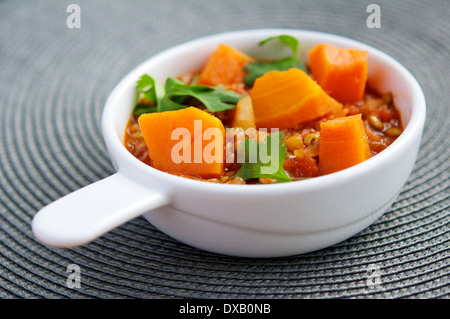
[{"left": 124, "top": 35, "right": 403, "bottom": 184}]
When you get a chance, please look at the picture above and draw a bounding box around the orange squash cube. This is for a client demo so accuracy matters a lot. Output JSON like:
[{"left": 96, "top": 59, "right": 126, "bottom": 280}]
[
  {"left": 318, "top": 114, "right": 371, "bottom": 175},
  {"left": 308, "top": 44, "right": 368, "bottom": 103},
  {"left": 197, "top": 44, "right": 254, "bottom": 86},
  {"left": 250, "top": 68, "right": 342, "bottom": 129},
  {"left": 138, "top": 107, "right": 225, "bottom": 178}
]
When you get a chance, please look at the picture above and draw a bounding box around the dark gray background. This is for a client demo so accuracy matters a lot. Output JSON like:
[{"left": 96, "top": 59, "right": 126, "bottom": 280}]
[{"left": 0, "top": 0, "right": 448, "bottom": 298}]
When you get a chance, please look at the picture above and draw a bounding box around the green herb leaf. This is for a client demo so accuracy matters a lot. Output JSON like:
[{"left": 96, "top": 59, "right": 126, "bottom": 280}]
[
  {"left": 160, "top": 77, "right": 243, "bottom": 113},
  {"left": 133, "top": 103, "right": 158, "bottom": 116},
  {"left": 258, "top": 34, "right": 300, "bottom": 59},
  {"left": 134, "top": 75, "right": 243, "bottom": 114},
  {"left": 134, "top": 74, "right": 165, "bottom": 115},
  {"left": 243, "top": 35, "right": 307, "bottom": 87},
  {"left": 137, "top": 74, "right": 165, "bottom": 106},
  {"left": 243, "top": 56, "right": 306, "bottom": 87},
  {"left": 233, "top": 131, "right": 292, "bottom": 183}
]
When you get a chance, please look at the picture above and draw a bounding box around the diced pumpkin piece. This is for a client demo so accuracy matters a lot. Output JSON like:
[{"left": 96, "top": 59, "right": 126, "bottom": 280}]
[
  {"left": 231, "top": 95, "right": 256, "bottom": 130},
  {"left": 250, "top": 68, "right": 342, "bottom": 129},
  {"left": 318, "top": 114, "right": 371, "bottom": 175},
  {"left": 138, "top": 107, "right": 225, "bottom": 178},
  {"left": 197, "top": 44, "right": 254, "bottom": 86},
  {"left": 308, "top": 44, "right": 368, "bottom": 103}
]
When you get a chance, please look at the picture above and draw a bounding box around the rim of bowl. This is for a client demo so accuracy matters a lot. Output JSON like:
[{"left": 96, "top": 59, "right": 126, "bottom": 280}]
[{"left": 102, "top": 28, "right": 426, "bottom": 198}]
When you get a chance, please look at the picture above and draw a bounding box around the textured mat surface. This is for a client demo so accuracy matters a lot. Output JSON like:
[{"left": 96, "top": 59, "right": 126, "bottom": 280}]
[{"left": 0, "top": 0, "right": 448, "bottom": 298}]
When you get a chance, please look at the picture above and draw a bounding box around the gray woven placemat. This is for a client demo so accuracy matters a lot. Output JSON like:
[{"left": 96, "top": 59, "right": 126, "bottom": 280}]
[{"left": 0, "top": 0, "right": 448, "bottom": 298}]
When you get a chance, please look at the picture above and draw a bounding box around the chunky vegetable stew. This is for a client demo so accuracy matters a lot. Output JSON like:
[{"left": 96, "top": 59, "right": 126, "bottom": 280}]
[{"left": 124, "top": 35, "right": 403, "bottom": 184}]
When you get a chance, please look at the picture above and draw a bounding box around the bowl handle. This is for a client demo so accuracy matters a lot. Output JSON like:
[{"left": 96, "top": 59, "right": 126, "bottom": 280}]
[{"left": 31, "top": 172, "right": 170, "bottom": 248}]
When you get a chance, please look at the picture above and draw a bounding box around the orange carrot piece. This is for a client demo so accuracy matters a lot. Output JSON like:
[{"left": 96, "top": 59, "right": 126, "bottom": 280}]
[
  {"left": 138, "top": 107, "right": 225, "bottom": 178},
  {"left": 318, "top": 114, "right": 371, "bottom": 175},
  {"left": 250, "top": 68, "right": 342, "bottom": 129},
  {"left": 197, "top": 44, "right": 254, "bottom": 86},
  {"left": 308, "top": 44, "right": 368, "bottom": 103}
]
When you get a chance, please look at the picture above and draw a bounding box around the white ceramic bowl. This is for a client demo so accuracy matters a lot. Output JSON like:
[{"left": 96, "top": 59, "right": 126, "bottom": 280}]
[{"left": 32, "top": 29, "right": 426, "bottom": 257}]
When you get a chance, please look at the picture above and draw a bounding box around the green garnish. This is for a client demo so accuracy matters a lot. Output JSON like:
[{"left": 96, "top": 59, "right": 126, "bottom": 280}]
[
  {"left": 243, "top": 56, "right": 306, "bottom": 88},
  {"left": 134, "top": 75, "right": 242, "bottom": 114},
  {"left": 243, "top": 34, "right": 307, "bottom": 87},
  {"left": 233, "top": 131, "right": 292, "bottom": 183},
  {"left": 133, "top": 103, "right": 157, "bottom": 115},
  {"left": 258, "top": 34, "right": 300, "bottom": 59},
  {"left": 160, "top": 77, "right": 243, "bottom": 113},
  {"left": 134, "top": 74, "right": 165, "bottom": 115}
]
